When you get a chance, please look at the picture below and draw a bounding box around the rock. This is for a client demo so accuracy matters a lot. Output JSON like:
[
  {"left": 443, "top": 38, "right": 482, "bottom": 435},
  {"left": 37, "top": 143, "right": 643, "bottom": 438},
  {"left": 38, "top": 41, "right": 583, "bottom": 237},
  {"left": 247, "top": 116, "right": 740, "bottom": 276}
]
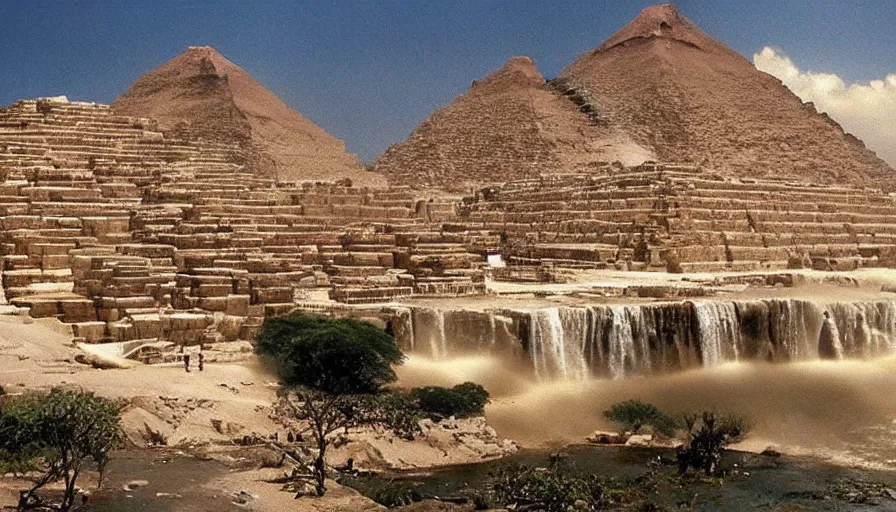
[
  {"left": 123, "top": 479, "right": 149, "bottom": 491},
  {"left": 625, "top": 434, "right": 653, "bottom": 447},
  {"left": 231, "top": 490, "right": 257, "bottom": 505},
  {"left": 586, "top": 430, "right": 625, "bottom": 445},
  {"left": 760, "top": 447, "right": 783, "bottom": 458}
]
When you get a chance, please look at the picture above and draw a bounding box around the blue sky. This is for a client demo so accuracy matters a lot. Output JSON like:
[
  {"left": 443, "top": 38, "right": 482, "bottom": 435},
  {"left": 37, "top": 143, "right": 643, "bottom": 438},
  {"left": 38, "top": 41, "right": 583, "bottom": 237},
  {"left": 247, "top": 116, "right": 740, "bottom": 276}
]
[{"left": 1, "top": 1, "right": 893, "bottom": 163}]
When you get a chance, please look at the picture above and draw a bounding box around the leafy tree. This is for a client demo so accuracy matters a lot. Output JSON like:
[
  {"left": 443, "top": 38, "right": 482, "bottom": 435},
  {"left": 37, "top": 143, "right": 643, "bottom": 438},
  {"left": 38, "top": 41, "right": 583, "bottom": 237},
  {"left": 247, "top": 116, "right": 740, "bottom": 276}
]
[
  {"left": 411, "top": 382, "right": 490, "bottom": 419},
  {"left": 0, "top": 388, "right": 123, "bottom": 511},
  {"left": 603, "top": 400, "right": 677, "bottom": 436},
  {"left": 286, "top": 388, "right": 421, "bottom": 496},
  {"left": 261, "top": 314, "right": 414, "bottom": 496},
  {"left": 256, "top": 313, "right": 404, "bottom": 394}
]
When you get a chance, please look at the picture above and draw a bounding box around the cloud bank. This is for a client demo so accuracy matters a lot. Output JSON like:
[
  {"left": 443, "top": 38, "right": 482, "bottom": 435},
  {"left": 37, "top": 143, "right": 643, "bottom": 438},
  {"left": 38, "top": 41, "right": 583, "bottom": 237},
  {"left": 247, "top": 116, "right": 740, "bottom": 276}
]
[{"left": 753, "top": 47, "right": 896, "bottom": 168}]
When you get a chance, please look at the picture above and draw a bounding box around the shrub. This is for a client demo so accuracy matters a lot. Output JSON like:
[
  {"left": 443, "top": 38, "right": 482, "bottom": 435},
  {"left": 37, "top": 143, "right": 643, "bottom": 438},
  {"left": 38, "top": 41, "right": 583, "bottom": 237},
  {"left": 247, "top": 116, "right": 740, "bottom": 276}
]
[
  {"left": 491, "top": 455, "right": 604, "bottom": 512},
  {"left": 603, "top": 400, "right": 677, "bottom": 436},
  {"left": 676, "top": 410, "right": 752, "bottom": 476},
  {"left": 256, "top": 313, "right": 404, "bottom": 394},
  {"left": 716, "top": 412, "right": 752, "bottom": 442},
  {"left": 412, "top": 382, "right": 490, "bottom": 418}
]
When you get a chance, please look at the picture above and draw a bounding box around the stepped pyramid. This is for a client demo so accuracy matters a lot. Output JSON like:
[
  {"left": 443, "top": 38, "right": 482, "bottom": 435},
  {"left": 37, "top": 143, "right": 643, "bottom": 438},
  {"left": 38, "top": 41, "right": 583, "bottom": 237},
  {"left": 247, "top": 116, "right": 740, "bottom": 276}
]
[
  {"left": 557, "top": 3, "right": 894, "bottom": 189},
  {"left": 113, "top": 46, "right": 384, "bottom": 185},
  {"left": 371, "top": 56, "right": 651, "bottom": 189}
]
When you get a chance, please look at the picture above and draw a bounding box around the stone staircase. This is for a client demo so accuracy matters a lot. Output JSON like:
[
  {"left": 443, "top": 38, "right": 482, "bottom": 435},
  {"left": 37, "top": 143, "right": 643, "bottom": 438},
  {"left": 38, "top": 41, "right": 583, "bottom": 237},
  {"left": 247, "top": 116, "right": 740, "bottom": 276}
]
[
  {"left": 459, "top": 163, "right": 896, "bottom": 273},
  {"left": 0, "top": 97, "right": 487, "bottom": 344}
]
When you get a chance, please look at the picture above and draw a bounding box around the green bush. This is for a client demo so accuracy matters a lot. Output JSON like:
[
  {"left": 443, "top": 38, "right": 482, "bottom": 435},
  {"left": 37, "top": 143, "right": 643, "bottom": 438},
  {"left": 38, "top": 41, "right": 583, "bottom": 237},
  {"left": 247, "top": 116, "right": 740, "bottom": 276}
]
[
  {"left": 491, "top": 455, "right": 604, "bottom": 512},
  {"left": 411, "top": 382, "right": 490, "bottom": 418},
  {"left": 603, "top": 400, "right": 677, "bottom": 436},
  {"left": 256, "top": 313, "right": 404, "bottom": 394}
]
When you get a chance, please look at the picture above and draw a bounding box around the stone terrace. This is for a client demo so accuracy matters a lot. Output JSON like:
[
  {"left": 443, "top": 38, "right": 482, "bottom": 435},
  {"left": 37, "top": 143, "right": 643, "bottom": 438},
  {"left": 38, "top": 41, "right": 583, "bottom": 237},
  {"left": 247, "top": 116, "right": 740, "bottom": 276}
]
[
  {"left": 0, "top": 98, "right": 487, "bottom": 345},
  {"left": 457, "top": 163, "right": 896, "bottom": 274},
  {"left": 4, "top": 98, "right": 895, "bottom": 348}
]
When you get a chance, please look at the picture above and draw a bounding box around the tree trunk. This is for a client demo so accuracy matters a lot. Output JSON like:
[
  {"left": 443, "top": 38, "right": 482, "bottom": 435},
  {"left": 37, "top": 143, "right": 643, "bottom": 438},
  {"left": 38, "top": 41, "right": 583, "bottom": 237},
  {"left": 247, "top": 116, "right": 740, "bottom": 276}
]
[{"left": 314, "top": 441, "right": 327, "bottom": 496}]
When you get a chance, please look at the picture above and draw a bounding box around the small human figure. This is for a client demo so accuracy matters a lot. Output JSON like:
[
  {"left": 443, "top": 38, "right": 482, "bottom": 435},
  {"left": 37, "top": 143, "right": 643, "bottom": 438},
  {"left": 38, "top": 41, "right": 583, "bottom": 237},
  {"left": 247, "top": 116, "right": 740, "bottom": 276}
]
[
  {"left": 183, "top": 353, "right": 191, "bottom": 372},
  {"left": 198, "top": 351, "right": 205, "bottom": 372}
]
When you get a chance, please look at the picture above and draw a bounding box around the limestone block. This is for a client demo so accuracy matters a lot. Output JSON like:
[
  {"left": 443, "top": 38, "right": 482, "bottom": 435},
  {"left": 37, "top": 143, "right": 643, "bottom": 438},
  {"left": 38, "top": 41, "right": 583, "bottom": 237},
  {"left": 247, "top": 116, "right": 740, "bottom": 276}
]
[
  {"left": 41, "top": 254, "right": 71, "bottom": 270},
  {"left": 71, "top": 321, "right": 106, "bottom": 343},
  {"left": 110, "top": 321, "right": 136, "bottom": 342},
  {"left": 60, "top": 300, "right": 97, "bottom": 322},
  {"left": 251, "top": 287, "right": 293, "bottom": 304},
  {"left": 198, "top": 296, "right": 228, "bottom": 312},
  {"left": 197, "top": 284, "right": 232, "bottom": 297},
  {"left": 131, "top": 314, "right": 162, "bottom": 339},
  {"left": 225, "top": 295, "right": 250, "bottom": 316},
  {"left": 167, "top": 328, "right": 205, "bottom": 345},
  {"left": 164, "top": 312, "right": 213, "bottom": 331}
]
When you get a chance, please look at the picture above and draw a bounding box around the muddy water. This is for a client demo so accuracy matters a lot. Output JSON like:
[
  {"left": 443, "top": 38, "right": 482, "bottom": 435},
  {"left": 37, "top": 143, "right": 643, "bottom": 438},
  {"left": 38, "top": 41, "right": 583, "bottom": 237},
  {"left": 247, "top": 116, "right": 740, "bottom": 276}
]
[
  {"left": 371, "top": 446, "right": 896, "bottom": 511},
  {"left": 85, "top": 451, "right": 231, "bottom": 512},
  {"left": 396, "top": 354, "right": 896, "bottom": 468}
]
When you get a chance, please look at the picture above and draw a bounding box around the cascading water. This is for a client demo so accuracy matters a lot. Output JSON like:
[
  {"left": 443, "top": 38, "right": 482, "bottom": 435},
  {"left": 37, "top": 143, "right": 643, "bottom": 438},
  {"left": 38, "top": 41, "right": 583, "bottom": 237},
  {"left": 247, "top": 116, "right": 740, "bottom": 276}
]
[
  {"left": 528, "top": 308, "right": 589, "bottom": 381},
  {"left": 412, "top": 307, "right": 448, "bottom": 359},
  {"left": 827, "top": 301, "right": 896, "bottom": 357},
  {"left": 396, "top": 298, "right": 896, "bottom": 381},
  {"left": 693, "top": 301, "right": 741, "bottom": 366}
]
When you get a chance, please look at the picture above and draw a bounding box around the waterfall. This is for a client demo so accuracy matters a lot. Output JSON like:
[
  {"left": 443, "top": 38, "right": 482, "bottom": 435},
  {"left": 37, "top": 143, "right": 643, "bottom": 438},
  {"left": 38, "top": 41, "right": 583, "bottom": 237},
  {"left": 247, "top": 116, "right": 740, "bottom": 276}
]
[
  {"left": 693, "top": 301, "right": 741, "bottom": 366},
  {"left": 414, "top": 307, "right": 448, "bottom": 359},
  {"left": 827, "top": 301, "right": 896, "bottom": 358},
  {"left": 394, "top": 298, "right": 896, "bottom": 380},
  {"left": 529, "top": 308, "right": 588, "bottom": 380}
]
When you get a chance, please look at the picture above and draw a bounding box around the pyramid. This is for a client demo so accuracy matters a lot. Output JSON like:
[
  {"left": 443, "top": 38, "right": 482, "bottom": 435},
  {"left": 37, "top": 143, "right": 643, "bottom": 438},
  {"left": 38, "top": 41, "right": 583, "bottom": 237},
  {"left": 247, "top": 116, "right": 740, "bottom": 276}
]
[
  {"left": 557, "top": 3, "right": 894, "bottom": 189},
  {"left": 371, "top": 57, "right": 651, "bottom": 189},
  {"left": 113, "top": 46, "right": 384, "bottom": 185}
]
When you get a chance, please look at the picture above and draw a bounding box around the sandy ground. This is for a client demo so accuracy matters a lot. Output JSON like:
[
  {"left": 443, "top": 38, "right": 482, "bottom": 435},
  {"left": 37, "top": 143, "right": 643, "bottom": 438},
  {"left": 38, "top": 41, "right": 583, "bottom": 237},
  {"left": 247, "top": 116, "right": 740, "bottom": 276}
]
[{"left": 0, "top": 314, "right": 515, "bottom": 510}]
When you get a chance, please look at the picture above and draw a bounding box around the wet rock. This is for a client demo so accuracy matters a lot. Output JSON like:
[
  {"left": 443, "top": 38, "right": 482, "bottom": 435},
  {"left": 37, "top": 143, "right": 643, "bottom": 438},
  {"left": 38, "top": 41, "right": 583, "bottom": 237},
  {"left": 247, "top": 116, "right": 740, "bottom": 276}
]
[
  {"left": 586, "top": 430, "right": 625, "bottom": 444},
  {"left": 123, "top": 479, "right": 149, "bottom": 491},
  {"left": 625, "top": 434, "right": 653, "bottom": 447}
]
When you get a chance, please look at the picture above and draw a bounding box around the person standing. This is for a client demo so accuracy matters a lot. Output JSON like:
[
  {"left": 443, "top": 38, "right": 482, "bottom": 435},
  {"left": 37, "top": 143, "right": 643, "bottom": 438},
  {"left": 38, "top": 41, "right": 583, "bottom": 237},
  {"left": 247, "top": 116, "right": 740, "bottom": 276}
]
[
  {"left": 183, "top": 352, "right": 191, "bottom": 372},
  {"left": 198, "top": 351, "right": 205, "bottom": 372}
]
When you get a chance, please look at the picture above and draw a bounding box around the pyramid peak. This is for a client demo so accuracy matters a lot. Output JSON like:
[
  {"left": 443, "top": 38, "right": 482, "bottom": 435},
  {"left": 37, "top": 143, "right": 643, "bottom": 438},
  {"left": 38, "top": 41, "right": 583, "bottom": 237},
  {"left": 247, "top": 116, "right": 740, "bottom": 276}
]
[
  {"left": 596, "top": 3, "right": 714, "bottom": 53},
  {"left": 472, "top": 56, "right": 545, "bottom": 90}
]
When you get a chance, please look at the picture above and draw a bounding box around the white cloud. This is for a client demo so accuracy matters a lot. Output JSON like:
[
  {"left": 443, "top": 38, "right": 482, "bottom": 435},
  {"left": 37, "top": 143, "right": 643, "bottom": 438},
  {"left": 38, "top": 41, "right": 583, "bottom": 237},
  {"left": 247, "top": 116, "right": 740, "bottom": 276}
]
[{"left": 753, "top": 46, "right": 896, "bottom": 168}]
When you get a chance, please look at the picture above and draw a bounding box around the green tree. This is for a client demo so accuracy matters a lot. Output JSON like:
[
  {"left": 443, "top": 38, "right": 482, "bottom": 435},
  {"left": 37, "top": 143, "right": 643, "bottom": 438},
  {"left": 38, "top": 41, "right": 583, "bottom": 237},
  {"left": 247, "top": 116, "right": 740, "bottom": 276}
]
[
  {"left": 287, "top": 388, "right": 421, "bottom": 496},
  {"left": 256, "top": 313, "right": 404, "bottom": 394},
  {"left": 603, "top": 400, "right": 677, "bottom": 436},
  {"left": 261, "top": 314, "right": 412, "bottom": 496},
  {"left": 411, "top": 382, "right": 490, "bottom": 419},
  {"left": 0, "top": 388, "right": 123, "bottom": 511}
]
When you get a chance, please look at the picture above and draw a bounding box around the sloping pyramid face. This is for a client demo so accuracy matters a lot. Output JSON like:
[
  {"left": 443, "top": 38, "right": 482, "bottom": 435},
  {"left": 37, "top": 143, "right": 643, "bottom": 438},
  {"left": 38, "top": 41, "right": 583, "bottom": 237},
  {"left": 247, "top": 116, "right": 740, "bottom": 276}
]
[
  {"left": 114, "top": 46, "right": 384, "bottom": 185},
  {"left": 558, "top": 4, "right": 894, "bottom": 188},
  {"left": 372, "top": 57, "right": 653, "bottom": 189}
]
